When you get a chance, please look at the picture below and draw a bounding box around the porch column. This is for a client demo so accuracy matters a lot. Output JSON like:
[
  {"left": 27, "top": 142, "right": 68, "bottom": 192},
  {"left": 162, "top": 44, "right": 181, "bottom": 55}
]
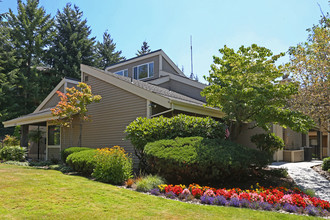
[{"left": 20, "top": 125, "right": 29, "bottom": 148}]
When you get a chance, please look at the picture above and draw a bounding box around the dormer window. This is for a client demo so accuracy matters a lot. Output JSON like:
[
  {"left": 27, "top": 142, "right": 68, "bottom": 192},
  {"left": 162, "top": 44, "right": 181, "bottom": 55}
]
[
  {"left": 133, "top": 62, "right": 154, "bottom": 80},
  {"left": 115, "top": 69, "right": 128, "bottom": 77}
]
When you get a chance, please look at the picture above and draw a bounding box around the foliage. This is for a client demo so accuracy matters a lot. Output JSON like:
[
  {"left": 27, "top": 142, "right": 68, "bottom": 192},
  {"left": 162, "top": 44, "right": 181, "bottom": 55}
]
[
  {"left": 322, "top": 157, "right": 330, "bottom": 171},
  {"left": 96, "top": 31, "right": 125, "bottom": 69},
  {"left": 135, "top": 175, "right": 165, "bottom": 192},
  {"left": 92, "top": 146, "right": 133, "bottom": 185},
  {"left": 2, "top": 134, "right": 20, "bottom": 146},
  {"left": 66, "top": 149, "right": 97, "bottom": 175},
  {"left": 0, "top": 145, "right": 26, "bottom": 161},
  {"left": 125, "top": 114, "right": 226, "bottom": 168},
  {"left": 136, "top": 41, "right": 151, "bottom": 56},
  {"left": 288, "top": 13, "right": 330, "bottom": 132},
  {"left": 201, "top": 44, "right": 314, "bottom": 139},
  {"left": 3, "top": 160, "right": 29, "bottom": 166},
  {"left": 61, "top": 147, "right": 94, "bottom": 162},
  {"left": 29, "top": 160, "right": 54, "bottom": 167},
  {"left": 51, "top": 82, "right": 102, "bottom": 127},
  {"left": 250, "top": 133, "right": 285, "bottom": 154},
  {"left": 144, "top": 136, "right": 271, "bottom": 184},
  {"left": 50, "top": 3, "right": 96, "bottom": 79}
]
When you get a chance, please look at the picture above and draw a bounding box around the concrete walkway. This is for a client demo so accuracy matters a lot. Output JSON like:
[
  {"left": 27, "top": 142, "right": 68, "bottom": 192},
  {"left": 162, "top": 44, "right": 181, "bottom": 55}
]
[{"left": 269, "top": 160, "right": 330, "bottom": 202}]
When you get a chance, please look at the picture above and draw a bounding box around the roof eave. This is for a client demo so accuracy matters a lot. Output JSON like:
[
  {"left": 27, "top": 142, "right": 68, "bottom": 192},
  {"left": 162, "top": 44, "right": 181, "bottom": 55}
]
[
  {"left": 3, "top": 112, "right": 57, "bottom": 127},
  {"left": 170, "top": 100, "right": 225, "bottom": 118}
]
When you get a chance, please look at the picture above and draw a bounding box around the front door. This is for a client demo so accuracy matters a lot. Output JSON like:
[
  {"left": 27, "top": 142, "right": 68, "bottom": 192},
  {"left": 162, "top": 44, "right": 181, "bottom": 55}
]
[{"left": 46, "top": 124, "right": 61, "bottom": 161}]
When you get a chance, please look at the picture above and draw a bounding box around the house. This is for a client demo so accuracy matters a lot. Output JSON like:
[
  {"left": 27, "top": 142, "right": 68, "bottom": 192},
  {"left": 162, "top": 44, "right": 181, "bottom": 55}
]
[
  {"left": 2, "top": 50, "right": 224, "bottom": 162},
  {"left": 3, "top": 49, "right": 328, "bottom": 163}
]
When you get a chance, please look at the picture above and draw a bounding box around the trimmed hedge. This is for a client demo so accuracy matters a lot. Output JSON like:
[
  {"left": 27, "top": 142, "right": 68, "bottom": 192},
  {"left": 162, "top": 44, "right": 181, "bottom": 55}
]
[
  {"left": 0, "top": 146, "right": 26, "bottom": 161},
  {"left": 144, "top": 136, "right": 272, "bottom": 185},
  {"left": 322, "top": 157, "right": 330, "bottom": 171},
  {"left": 66, "top": 149, "right": 97, "bottom": 175},
  {"left": 125, "top": 114, "right": 226, "bottom": 167},
  {"left": 61, "top": 147, "right": 93, "bottom": 162}
]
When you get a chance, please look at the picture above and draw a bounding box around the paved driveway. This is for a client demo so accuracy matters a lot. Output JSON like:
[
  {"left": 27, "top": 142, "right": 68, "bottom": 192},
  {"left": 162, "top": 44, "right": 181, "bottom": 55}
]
[{"left": 269, "top": 160, "right": 330, "bottom": 202}]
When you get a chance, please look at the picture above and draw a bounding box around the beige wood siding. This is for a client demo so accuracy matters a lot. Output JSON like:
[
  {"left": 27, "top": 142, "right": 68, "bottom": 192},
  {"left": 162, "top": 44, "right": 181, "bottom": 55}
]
[
  {"left": 40, "top": 85, "right": 64, "bottom": 110},
  {"left": 61, "top": 73, "right": 147, "bottom": 165},
  {"left": 106, "top": 55, "right": 159, "bottom": 80},
  {"left": 234, "top": 123, "right": 267, "bottom": 149},
  {"left": 158, "top": 80, "right": 206, "bottom": 102},
  {"left": 162, "top": 57, "right": 178, "bottom": 74}
]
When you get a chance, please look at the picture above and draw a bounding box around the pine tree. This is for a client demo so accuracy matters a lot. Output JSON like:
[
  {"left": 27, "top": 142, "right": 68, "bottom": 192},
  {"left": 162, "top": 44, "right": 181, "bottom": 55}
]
[
  {"left": 136, "top": 41, "right": 151, "bottom": 56},
  {"left": 6, "top": 0, "right": 54, "bottom": 115},
  {"left": 96, "top": 31, "right": 125, "bottom": 69},
  {"left": 50, "top": 3, "right": 96, "bottom": 79}
]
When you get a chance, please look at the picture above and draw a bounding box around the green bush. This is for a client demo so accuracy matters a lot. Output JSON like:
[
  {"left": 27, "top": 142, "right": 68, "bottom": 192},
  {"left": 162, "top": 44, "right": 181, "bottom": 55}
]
[
  {"left": 250, "top": 132, "right": 284, "bottom": 154},
  {"left": 322, "top": 157, "right": 330, "bottom": 171},
  {"left": 66, "top": 149, "right": 97, "bottom": 175},
  {"left": 2, "top": 135, "right": 20, "bottom": 146},
  {"left": 61, "top": 147, "right": 94, "bottom": 162},
  {"left": 125, "top": 114, "right": 226, "bottom": 168},
  {"left": 136, "top": 175, "right": 165, "bottom": 192},
  {"left": 144, "top": 136, "right": 272, "bottom": 185},
  {"left": 3, "top": 160, "right": 29, "bottom": 166},
  {"left": 0, "top": 146, "right": 26, "bottom": 161},
  {"left": 92, "top": 146, "right": 133, "bottom": 185}
]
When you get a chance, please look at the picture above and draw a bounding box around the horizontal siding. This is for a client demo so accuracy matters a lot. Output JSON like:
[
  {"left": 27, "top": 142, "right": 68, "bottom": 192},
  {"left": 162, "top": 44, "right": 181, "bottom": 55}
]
[
  {"left": 61, "top": 74, "right": 147, "bottom": 165},
  {"left": 40, "top": 85, "right": 64, "bottom": 110}
]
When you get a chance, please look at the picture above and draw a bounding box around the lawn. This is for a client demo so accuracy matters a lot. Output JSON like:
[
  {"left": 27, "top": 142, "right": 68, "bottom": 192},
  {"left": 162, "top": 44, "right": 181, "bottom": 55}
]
[{"left": 0, "top": 164, "right": 318, "bottom": 219}]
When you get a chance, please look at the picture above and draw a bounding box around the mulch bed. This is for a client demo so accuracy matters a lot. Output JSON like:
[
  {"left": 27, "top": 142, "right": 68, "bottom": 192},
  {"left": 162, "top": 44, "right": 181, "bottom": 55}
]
[{"left": 312, "top": 164, "right": 330, "bottom": 181}]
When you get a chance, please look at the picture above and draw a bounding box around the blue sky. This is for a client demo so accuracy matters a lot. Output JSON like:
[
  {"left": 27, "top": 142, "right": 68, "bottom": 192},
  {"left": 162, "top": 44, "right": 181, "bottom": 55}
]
[{"left": 1, "top": 0, "right": 329, "bottom": 83}]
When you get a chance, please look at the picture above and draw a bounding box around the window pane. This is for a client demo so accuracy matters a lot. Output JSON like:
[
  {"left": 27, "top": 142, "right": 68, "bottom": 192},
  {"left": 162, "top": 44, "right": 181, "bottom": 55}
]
[
  {"left": 149, "top": 63, "right": 154, "bottom": 77},
  {"left": 133, "top": 67, "right": 137, "bottom": 79},
  {"left": 48, "top": 126, "right": 60, "bottom": 145},
  {"left": 138, "top": 64, "right": 148, "bottom": 79},
  {"left": 124, "top": 70, "right": 128, "bottom": 77},
  {"left": 115, "top": 70, "right": 123, "bottom": 76}
]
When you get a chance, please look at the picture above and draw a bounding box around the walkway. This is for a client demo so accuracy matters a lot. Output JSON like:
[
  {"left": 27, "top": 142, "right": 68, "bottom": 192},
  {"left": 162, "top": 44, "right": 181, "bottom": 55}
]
[{"left": 269, "top": 160, "right": 330, "bottom": 202}]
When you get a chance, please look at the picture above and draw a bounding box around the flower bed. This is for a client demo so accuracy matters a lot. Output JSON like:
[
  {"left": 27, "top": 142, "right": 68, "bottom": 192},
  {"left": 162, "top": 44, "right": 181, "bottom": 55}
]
[{"left": 152, "top": 183, "right": 330, "bottom": 217}]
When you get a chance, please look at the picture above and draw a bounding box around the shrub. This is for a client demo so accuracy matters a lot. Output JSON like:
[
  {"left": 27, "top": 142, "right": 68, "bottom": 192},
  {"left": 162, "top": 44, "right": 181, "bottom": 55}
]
[
  {"left": 0, "top": 146, "right": 26, "bottom": 161},
  {"left": 92, "top": 146, "right": 133, "bottom": 184},
  {"left": 66, "top": 149, "right": 97, "bottom": 175},
  {"left": 125, "top": 114, "right": 226, "bottom": 167},
  {"left": 61, "top": 147, "right": 93, "bottom": 162},
  {"left": 3, "top": 160, "right": 29, "bottom": 166},
  {"left": 135, "top": 175, "right": 165, "bottom": 192},
  {"left": 250, "top": 132, "right": 284, "bottom": 155},
  {"left": 29, "top": 160, "right": 54, "bottom": 167},
  {"left": 144, "top": 136, "right": 271, "bottom": 184},
  {"left": 322, "top": 157, "right": 330, "bottom": 171},
  {"left": 2, "top": 135, "right": 20, "bottom": 146}
]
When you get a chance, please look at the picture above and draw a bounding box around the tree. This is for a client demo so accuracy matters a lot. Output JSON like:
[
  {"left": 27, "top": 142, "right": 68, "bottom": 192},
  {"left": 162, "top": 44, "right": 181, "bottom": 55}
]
[
  {"left": 201, "top": 44, "right": 314, "bottom": 139},
  {"left": 288, "top": 13, "right": 330, "bottom": 132},
  {"left": 51, "top": 82, "right": 102, "bottom": 147},
  {"left": 96, "top": 31, "right": 125, "bottom": 69},
  {"left": 136, "top": 41, "right": 151, "bottom": 56},
  {"left": 50, "top": 3, "right": 96, "bottom": 79}
]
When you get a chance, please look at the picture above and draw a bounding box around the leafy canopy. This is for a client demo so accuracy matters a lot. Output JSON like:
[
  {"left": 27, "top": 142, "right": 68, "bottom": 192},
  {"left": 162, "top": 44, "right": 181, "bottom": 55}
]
[
  {"left": 201, "top": 44, "right": 314, "bottom": 138},
  {"left": 288, "top": 12, "right": 330, "bottom": 132},
  {"left": 51, "top": 82, "right": 102, "bottom": 127}
]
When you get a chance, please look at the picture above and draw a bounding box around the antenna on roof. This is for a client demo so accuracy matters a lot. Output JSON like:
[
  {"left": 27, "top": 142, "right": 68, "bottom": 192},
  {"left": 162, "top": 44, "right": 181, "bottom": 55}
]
[{"left": 190, "top": 35, "right": 194, "bottom": 80}]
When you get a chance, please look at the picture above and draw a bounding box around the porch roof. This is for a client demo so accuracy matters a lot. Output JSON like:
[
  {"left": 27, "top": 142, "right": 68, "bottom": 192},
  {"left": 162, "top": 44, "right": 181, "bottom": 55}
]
[{"left": 2, "top": 108, "right": 56, "bottom": 127}]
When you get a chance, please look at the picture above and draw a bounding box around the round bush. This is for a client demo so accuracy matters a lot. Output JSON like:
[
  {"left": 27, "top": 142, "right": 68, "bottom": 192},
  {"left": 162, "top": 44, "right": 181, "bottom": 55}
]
[
  {"left": 66, "top": 149, "right": 97, "bottom": 175},
  {"left": 250, "top": 132, "right": 284, "bottom": 154},
  {"left": 92, "top": 146, "right": 133, "bottom": 185},
  {"left": 0, "top": 146, "right": 26, "bottom": 161},
  {"left": 144, "top": 136, "right": 272, "bottom": 185},
  {"left": 322, "top": 157, "right": 330, "bottom": 171},
  {"left": 61, "top": 147, "right": 94, "bottom": 162}
]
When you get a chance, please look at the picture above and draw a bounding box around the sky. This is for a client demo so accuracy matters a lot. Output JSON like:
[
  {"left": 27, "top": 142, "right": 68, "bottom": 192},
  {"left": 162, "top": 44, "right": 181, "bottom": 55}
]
[{"left": 1, "top": 0, "right": 329, "bottom": 83}]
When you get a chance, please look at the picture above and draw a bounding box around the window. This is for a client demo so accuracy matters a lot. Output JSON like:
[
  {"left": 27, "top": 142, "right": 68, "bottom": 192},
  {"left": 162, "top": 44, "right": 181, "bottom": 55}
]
[
  {"left": 133, "top": 62, "right": 154, "bottom": 80},
  {"left": 48, "top": 125, "right": 60, "bottom": 145},
  {"left": 114, "top": 69, "right": 128, "bottom": 77}
]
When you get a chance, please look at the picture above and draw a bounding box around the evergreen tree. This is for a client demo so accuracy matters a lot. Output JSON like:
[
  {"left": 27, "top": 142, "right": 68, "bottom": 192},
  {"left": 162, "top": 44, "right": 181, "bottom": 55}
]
[
  {"left": 50, "top": 3, "right": 96, "bottom": 79},
  {"left": 96, "top": 31, "right": 125, "bottom": 69},
  {"left": 6, "top": 0, "right": 54, "bottom": 115},
  {"left": 136, "top": 41, "right": 151, "bottom": 56}
]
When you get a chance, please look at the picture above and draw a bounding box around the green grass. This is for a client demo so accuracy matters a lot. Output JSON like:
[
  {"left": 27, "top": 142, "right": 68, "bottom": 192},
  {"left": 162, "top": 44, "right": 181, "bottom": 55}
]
[{"left": 0, "top": 164, "right": 318, "bottom": 220}]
